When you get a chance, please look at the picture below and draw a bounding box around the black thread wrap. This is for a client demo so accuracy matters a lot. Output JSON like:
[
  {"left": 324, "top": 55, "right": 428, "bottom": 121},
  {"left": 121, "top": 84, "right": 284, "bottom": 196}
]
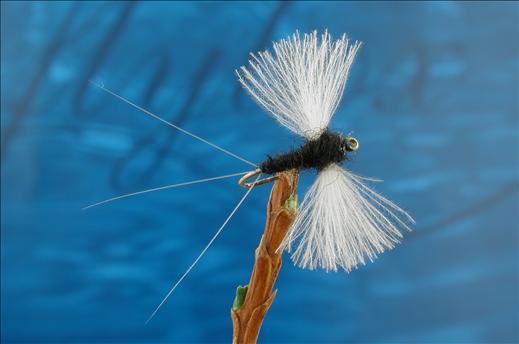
[{"left": 259, "top": 131, "right": 351, "bottom": 175}]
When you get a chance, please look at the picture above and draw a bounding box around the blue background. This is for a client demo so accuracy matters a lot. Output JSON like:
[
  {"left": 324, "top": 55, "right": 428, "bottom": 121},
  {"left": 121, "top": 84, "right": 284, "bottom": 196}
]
[{"left": 1, "top": 1, "right": 518, "bottom": 343}]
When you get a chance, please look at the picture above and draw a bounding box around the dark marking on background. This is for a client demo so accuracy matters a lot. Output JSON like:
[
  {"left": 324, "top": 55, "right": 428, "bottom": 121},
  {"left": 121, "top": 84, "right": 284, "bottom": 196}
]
[
  {"left": 109, "top": 49, "right": 221, "bottom": 189},
  {"left": 410, "top": 46, "right": 427, "bottom": 110},
  {"left": 108, "top": 51, "right": 173, "bottom": 191},
  {"left": 1, "top": 2, "right": 81, "bottom": 160},
  {"left": 37, "top": 3, "right": 114, "bottom": 114},
  {"left": 73, "top": 1, "right": 136, "bottom": 114},
  {"left": 142, "top": 52, "right": 170, "bottom": 106},
  {"left": 410, "top": 180, "right": 518, "bottom": 241},
  {"left": 232, "top": 1, "right": 290, "bottom": 107}
]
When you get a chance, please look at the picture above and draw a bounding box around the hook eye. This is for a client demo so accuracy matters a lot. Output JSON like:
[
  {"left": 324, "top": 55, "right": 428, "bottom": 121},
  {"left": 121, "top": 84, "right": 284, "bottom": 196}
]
[{"left": 346, "top": 136, "right": 359, "bottom": 152}]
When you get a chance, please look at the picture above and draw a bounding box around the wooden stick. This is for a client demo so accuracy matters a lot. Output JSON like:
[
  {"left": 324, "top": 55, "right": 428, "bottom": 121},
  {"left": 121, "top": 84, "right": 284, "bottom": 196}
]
[{"left": 231, "top": 170, "right": 299, "bottom": 344}]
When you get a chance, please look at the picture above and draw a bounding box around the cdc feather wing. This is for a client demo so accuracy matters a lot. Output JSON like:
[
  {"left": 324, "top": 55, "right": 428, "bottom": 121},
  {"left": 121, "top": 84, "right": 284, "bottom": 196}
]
[
  {"left": 237, "top": 31, "right": 361, "bottom": 139},
  {"left": 280, "top": 164, "right": 414, "bottom": 272}
]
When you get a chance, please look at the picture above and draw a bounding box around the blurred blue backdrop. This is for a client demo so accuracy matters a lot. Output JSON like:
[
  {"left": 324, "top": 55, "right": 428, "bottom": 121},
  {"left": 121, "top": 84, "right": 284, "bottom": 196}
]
[{"left": 1, "top": 1, "right": 518, "bottom": 343}]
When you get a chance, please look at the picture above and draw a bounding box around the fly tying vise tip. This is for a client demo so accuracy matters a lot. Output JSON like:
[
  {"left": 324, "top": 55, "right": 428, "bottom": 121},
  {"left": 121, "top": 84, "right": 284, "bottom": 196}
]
[{"left": 239, "top": 169, "right": 278, "bottom": 188}]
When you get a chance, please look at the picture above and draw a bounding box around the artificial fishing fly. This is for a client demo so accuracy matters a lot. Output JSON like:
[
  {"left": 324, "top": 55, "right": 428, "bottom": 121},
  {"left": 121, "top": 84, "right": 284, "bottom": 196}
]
[
  {"left": 237, "top": 30, "right": 414, "bottom": 272},
  {"left": 85, "top": 29, "right": 414, "bottom": 323}
]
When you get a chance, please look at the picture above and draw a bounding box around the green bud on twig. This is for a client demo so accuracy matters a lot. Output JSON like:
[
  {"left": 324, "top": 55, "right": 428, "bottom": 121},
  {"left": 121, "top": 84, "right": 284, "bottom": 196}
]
[
  {"left": 232, "top": 285, "right": 249, "bottom": 310},
  {"left": 284, "top": 193, "right": 298, "bottom": 213}
]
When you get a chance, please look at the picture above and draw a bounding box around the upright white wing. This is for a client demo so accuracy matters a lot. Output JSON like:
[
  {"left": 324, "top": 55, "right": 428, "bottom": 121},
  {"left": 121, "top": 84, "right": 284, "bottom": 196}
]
[
  {"left": 237, "top": 30, "right": 361, "bottom": 139},
  {"left": 280, "top": 164, "right": 414, "bottom": 272}
]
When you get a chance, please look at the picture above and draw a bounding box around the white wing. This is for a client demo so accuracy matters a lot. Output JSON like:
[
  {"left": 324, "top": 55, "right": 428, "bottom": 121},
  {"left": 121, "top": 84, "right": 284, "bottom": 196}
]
[
  {"left": 280, "top": 164, "right": 414, "bottom": 272},
  {"left": 237, "top": 30, "right": 361, "bottom": 139}
]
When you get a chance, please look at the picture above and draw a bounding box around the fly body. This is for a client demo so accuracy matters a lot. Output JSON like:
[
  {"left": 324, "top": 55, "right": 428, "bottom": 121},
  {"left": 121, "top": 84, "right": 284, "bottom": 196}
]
[{"left": 259, "top": 130, "right": 359, "bottom": 175}]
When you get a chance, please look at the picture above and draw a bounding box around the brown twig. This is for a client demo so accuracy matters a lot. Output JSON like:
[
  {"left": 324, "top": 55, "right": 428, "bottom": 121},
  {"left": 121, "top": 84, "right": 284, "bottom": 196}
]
[{"left": 231, "top": 170, "right": 299, "bottom": 344}]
